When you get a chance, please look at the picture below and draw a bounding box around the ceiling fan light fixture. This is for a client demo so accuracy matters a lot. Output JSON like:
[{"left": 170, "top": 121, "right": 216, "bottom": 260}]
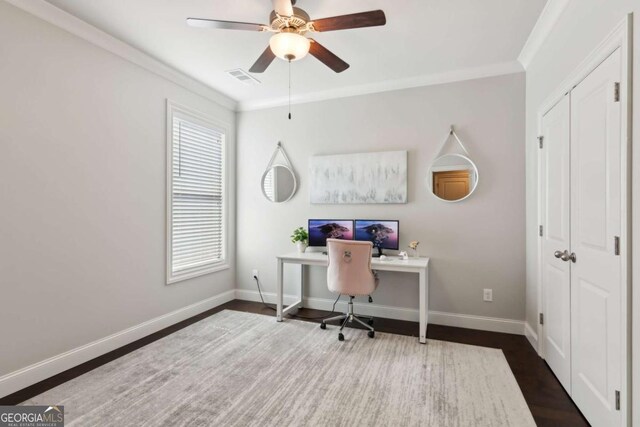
[{"left": 269, "top": 32, "right": 310, "bottom": 61}]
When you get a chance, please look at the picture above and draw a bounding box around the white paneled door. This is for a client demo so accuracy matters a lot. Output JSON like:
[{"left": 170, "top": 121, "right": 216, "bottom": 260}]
[
  {"left": 540, "top": 94, "right": 572, "bottom": 392},
  {"left": 540, "top": 46, "right": 626, "bottom": 427},
  {"left": 569, "top": 48, "right": 622, "bottom": 427}
]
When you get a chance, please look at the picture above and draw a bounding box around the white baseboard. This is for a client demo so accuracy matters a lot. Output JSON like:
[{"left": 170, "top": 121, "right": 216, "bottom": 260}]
[
  {"left": 428, "top": 311, "right": 525, "bottom": 335},
  {"left": 524, "top": 322, "right": 539, "bottom": 353},
  {"left": 235, "top": 289, "right": 525, "bottom": 336},
  {"left": 235, "top": 289, "right": 418, "bottom": 321},
  {"left": 0, "top": 289, "right": 235, "bottom": 399}
]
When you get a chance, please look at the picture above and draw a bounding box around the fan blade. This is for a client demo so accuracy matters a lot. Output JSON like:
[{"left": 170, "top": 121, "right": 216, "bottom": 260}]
[
  {"left": 309, "top": 39, "right": 349, "bottom": 73},
  {"left": 272, "top": 0, "right": 294, "bottom": 17},
  {"left": 186, "top": 18, "right": 265, "bottom": 31},
  {"left": 311, "top": 10, "right": 386, "bottom": 32},
  {"left": 249, "top": 46, "right": 277, "bottom": 73}
]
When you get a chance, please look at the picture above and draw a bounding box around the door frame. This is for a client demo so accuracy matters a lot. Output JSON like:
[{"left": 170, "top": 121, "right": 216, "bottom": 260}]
[{"left": 536, "top": 14, "right": 632, "bottom": 424}]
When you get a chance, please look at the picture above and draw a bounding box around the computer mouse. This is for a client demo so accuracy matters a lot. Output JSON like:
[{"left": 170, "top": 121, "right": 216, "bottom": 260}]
[{"left": 379, "top": 255, "right": 387, "bottom": 261}]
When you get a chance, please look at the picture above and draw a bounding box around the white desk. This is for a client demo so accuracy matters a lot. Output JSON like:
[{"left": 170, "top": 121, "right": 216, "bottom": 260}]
[{"left": 276, "top": 252, "right": 430, "bottom": 344}]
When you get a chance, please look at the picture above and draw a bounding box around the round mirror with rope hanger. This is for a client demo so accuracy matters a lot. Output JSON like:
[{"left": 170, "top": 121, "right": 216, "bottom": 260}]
[
  {"left": 261, "top": 141, "right": 298, "bottom": 203},
  {"left": 427, "top": 125, "right": 479, "bottom": 202}
]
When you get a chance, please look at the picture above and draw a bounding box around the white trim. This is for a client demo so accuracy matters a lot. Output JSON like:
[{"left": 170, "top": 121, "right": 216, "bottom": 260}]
[
  {"left": 524, "top": 322, "right": 539, "bottom": 353},
  {"left": 5, "top": 0, "right": 532, "bottom": 112},
  {"left": 166, "top": 263, "right": 231, "bottom": 285},
  {"left": 538, "top": 17, "right": 632, "bottom": 117},
  {"left": 166, "top": 100, "right": 231, "bottom": 285},
  {"left": 619, "top": 16, "right": 632, "bottom": 423},
  {"left": 518, "top": 0, "right": 571, "bottom": 69},
  {"left": 237, "top": 61, "right": 524, "bottom": 111},
  {"left": 235, "top": 289, "right": 525, "bottom": 335},
  {"left": 0, "top": 290, "right": 235, "bottom": 399},
  {"left": 2, "top": 0, "right": 237, "bottom": 111},
  {"left": 427, "top": 311, "right": 525, "bottom": 336},
  {"left": 536, "top": 98, "right": 549, "bottom": 358},
  {"left": 5, "top": 0, "right": 525, "bottom": 113},
  {"left": 535, "top": 15, "right": 632, "bottom": 424},
  {"left": 235, "top": 289, "right": 418, "bottom": 322}
]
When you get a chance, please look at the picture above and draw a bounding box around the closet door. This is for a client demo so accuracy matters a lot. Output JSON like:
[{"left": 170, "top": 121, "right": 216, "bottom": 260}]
[
  {"left": 570, "top": 48, "right": 622, "bottom": 427},
  {"left": 540, "top": 95, "right": 572, "bottom": 392}
]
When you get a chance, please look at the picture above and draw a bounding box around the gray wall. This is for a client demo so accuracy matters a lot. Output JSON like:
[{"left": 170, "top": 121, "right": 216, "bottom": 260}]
[
  {"left": 237, "top": 73, "right": 526, "bottom": 321},
  {"left": 0, "top": 2, "right": 236, "bottom": 377},
  {"left": 523, "top": 1, "right": 639, "bottom": 421}
]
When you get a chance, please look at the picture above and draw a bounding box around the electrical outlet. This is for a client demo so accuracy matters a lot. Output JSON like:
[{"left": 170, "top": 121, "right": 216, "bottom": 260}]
[
  {"left": 483, "top": 289, "right": 493, "bottom": 302},
  {"left": 252, "top": 269, "right": 259, "bottom": 279}
]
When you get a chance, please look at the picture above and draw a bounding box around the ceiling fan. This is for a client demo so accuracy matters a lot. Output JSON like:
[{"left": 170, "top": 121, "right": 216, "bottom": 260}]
[{"left": 187, "top": 0, "right": 386, "bottom": 74}]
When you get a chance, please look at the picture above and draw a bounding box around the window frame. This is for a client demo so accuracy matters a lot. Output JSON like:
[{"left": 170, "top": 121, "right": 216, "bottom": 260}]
[{"left": 166, "top": 100, "right": 229, "bottom": 284}]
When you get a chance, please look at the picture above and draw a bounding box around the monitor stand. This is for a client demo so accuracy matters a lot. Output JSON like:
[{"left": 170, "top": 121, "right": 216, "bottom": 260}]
[{"left": 372, "top": 247, "right": 384, "bottom": 258}]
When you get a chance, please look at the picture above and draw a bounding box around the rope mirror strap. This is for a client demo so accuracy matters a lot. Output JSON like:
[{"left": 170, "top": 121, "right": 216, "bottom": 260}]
[
  {"left": 433, "top": 125, "right": 471, "bottom": 158},
  {"left": 265, "top": 141, "right": 294, "bottom": 169}
]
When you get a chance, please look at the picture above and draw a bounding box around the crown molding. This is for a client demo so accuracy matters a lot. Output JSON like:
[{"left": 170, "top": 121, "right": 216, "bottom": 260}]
[
  {"left": 518, "top": 0, "right": 571, "bottom": 69},
  {"left": 4, "top": 0, "right": 535, "bottom": 113},
  {"left": 238, "top": 61, "right": 524, "bottom": 111},
  {"left": 237, "top": 61, "right": 524, "bottom": 111},
  {"left": 3, "top": 0, "right": 238, "bottom": 111}
]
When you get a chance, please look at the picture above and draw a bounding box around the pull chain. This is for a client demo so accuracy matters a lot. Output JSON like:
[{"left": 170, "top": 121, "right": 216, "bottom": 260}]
[{"left": 288, "top": 59, "right": 292, "bottom": 120}]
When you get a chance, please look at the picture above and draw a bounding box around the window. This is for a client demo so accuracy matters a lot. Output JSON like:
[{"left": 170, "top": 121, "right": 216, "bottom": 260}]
[{"left": 167, "top": 101, "right": 227, "bottom": 283}]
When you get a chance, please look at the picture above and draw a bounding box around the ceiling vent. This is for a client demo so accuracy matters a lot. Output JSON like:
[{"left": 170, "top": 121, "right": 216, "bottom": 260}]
[{"left": 226, "top": 69, "right": 261, "bottom": 85}]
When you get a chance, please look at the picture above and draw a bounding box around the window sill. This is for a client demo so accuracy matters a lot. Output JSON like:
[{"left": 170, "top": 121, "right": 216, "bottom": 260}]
[{"left": 167, "top": 262, "right": 230, "bottom": 285}]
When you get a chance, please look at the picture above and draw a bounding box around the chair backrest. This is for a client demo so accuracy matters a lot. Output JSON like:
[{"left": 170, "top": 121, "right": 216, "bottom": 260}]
[{"left": 326, "top": 239, "right": 376, "bottom": 296}]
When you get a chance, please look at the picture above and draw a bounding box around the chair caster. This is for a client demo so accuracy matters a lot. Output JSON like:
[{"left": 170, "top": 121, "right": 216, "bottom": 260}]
[
  {"left": 338, "top": 333, "right": 344, "bottom": 341},
  {"left": 320, "top": 322, "right": 326, "bottom": 330},
  {"left": 367, "top": 319, "right": 374, "bottom": 326},
  {"left": 368, "top": 330, "right": 375, "bottom": 339}
]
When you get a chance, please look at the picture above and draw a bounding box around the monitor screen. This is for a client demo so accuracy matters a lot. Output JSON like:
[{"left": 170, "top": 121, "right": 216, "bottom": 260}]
[
  {"left": 354, "top": 220, "right": 399, "bottom": 250},
  {"left": 308, "top": 220, "right": 354, "bottom": 247}
]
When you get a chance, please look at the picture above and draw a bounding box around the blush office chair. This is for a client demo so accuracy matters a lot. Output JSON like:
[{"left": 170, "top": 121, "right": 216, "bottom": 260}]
[{"left": 320, "top": 239, "right": 377, "bottom": 341}]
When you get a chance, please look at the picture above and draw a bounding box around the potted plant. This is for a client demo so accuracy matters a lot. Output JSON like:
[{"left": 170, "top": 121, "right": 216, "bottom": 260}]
[
  {"left": 409, "top": 240, "right": 420, "bottom": 258},
  {"left": 291, "top": 227, "right": 309, "bottom": 253}
]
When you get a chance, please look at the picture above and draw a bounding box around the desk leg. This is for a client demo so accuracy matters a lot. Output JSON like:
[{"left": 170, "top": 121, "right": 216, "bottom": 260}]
[
  {"left": 276, "top": 259, "right": 284, "bottom": 322},
  {"left": 419, "top": 268, "right": 428, "bottom": 344},
  {"left": 300, "top": 264, "right": 304, "bottom": 309}
]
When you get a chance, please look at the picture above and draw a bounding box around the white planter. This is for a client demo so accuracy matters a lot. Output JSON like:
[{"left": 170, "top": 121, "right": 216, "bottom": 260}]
[{"left": 296, "top": 241, "right": 308, "bottom": 253}]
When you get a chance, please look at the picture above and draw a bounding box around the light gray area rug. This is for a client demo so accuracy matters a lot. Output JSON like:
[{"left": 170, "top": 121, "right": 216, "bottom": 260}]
[{"left": 25, "top": 310, "right": 535, "bottom": 426}]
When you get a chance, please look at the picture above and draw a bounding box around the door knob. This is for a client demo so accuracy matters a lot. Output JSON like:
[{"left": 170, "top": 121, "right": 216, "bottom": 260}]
[
  {"left": 554, "top": 250, "right": 563, "bottom": 258},
  {"left": 559, "top": 251, "right": 577, "bottom": 263}
]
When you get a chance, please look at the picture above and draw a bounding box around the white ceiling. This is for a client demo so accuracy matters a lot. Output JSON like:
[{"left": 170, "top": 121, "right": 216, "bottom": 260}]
[{"left": 44, "top": 0, "right": 546, "bottom": 108}]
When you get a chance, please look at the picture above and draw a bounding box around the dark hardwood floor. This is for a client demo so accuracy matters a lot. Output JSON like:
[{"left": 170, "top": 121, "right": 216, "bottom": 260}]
[{"left": 0, "top": 300, "right": 589, "bottom": 426}]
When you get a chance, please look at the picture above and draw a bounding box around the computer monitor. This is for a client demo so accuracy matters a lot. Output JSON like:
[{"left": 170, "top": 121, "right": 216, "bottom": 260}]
[
  {"left": 354, "top": 220, "right": 400, "bottom": 257},
  {"left": 308, "top": 219, "right": 354, "bottom": 247}
]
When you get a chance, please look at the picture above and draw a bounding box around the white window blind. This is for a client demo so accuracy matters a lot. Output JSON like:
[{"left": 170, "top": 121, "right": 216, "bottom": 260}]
[{"left": 168, "top": 107, "right": 226, "bottom": 282}]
